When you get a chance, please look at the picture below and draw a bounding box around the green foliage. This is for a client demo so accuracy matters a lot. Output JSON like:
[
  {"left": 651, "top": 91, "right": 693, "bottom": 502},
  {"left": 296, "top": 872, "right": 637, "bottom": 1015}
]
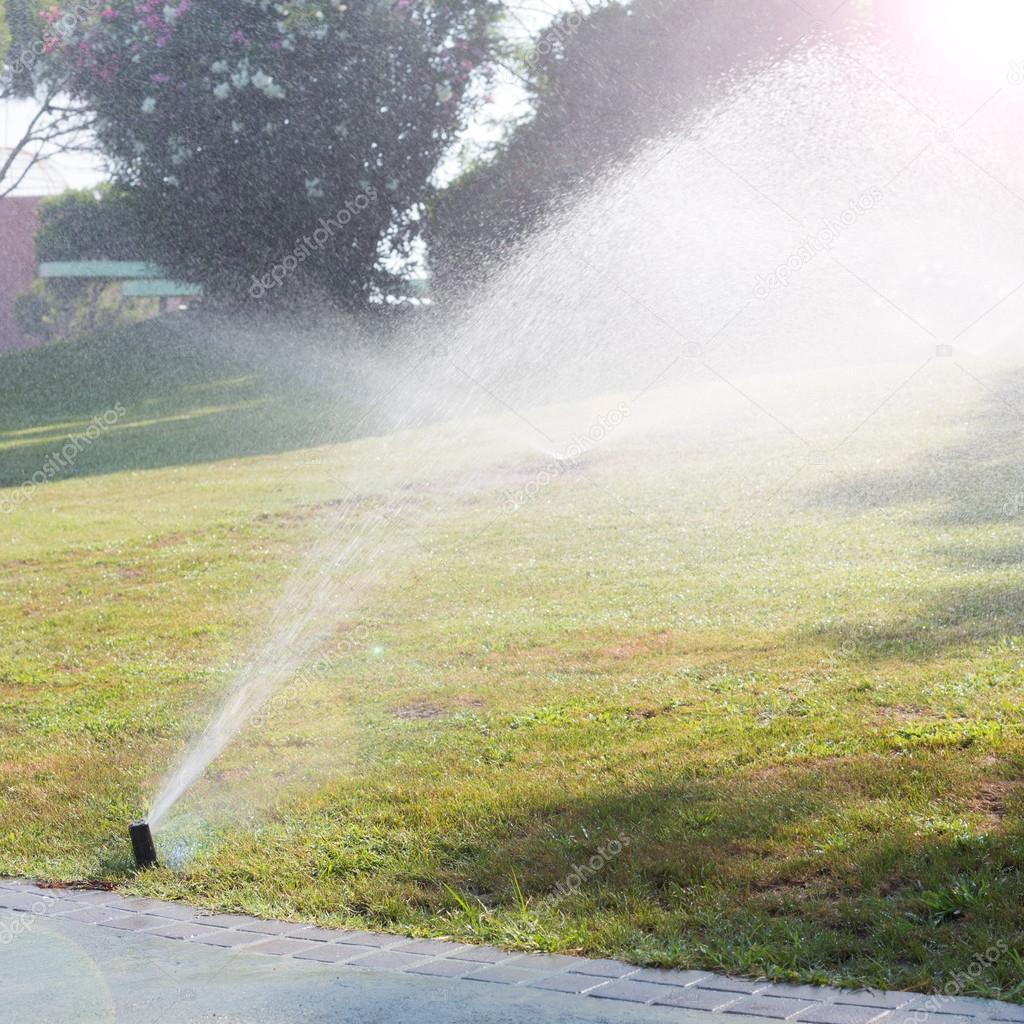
[
  {"left": 0, "top": 1, "right": 11, "bottom": 71},
  {"left": 35, "top": 185, "right": 145, "bottom": 261},
  {"left": 427, "top": 0, "right": 846, "bottom": 293},
  {"left": 2, "top": 0, "right": 49, "bottom": 94},
  {"left": 14, "top": 279, "right": 104, "bottom": 344},
  {"left": 13, "top": 187, "right": 152, "bottom": 344},
  {"left": 916, "top": 878, "right": 990, "bottom": 925},
  {"left": 14, "top": 276, "right": 153, "bottom": 344},
  {"left": 11, "top": 282, "right": 52, "bottom": 339},
  {"left": 44, "top": 0, "right": 503, "bottom": 307}
]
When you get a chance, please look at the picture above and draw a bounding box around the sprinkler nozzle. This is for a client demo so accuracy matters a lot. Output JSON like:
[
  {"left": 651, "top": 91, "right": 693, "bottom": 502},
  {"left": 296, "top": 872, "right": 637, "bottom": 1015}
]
[{"left": 129, "top": 820, "right": 158, "bottom": 869}]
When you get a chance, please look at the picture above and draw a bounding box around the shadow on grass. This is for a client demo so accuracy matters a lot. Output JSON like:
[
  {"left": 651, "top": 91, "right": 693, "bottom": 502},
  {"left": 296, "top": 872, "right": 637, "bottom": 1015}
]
[
  {"left": 798, "top": 365, "right": 1024, "bottom": 663},
  {"left": 203, "top": 752, "right": 1024, "bottom": 993},
  {"left": 500, "top": 770, "right": 1022, "bottom": 990},
  {"left": 793, "top": 580, "right": 1024, "bottom": 664},
  {"left": 817, "top": 365, "right": 1024, "bottom": 528},
  {"left": 0, "top": 313, "right": 398, "bottom": 488}
]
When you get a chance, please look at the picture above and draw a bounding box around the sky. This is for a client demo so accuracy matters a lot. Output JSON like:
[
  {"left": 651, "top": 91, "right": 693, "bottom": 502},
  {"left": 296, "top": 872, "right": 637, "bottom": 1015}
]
[{"left": 1, "top": 97, "right": 106, "bottom": 196}]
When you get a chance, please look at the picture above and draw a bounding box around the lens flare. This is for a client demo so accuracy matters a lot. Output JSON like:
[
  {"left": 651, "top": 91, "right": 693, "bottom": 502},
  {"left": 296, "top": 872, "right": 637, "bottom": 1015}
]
[{"left": 928, "top": 0, "right": 1024, "bottom": 74}]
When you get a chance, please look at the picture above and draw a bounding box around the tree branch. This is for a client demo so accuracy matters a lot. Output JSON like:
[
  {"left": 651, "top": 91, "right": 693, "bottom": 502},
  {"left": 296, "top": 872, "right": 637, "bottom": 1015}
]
[{"left": 0, "top": 79, "right": 94, "bottom": 198}]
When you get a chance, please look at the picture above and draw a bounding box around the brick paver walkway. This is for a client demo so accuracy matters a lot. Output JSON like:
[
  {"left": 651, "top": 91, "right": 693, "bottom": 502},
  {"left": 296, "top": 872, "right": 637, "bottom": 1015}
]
[{"left": 3, "top": 879, "right": 1021, "bottom": 1022}]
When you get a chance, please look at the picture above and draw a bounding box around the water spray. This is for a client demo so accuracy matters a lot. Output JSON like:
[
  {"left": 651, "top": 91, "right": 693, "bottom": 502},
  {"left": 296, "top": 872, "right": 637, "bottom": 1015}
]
[{"left": 129, "top": 820, "right": 158, "bottom": 869}]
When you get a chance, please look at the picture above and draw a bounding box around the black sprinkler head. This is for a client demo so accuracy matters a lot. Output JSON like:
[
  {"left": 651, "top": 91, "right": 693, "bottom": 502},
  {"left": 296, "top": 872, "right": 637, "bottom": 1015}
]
[{"left": 129, "top": 820, "right": 158, "bottom": 869}]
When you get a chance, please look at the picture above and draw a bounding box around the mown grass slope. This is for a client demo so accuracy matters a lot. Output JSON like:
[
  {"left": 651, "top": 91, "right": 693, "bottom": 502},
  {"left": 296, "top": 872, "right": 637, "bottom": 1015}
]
[{"left": 2, "top": 322, "right": 1023, "bottom": 997}]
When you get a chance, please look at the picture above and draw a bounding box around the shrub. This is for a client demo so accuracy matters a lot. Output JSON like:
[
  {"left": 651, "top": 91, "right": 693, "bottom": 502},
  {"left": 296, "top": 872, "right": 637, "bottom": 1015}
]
[{"left": 35, "top": 185, "right": 144, "bottom": 261}]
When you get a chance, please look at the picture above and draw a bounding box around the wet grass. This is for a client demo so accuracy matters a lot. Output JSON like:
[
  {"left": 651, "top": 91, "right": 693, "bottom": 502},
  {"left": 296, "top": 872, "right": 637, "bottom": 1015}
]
[{"left": 1, "top": 327, "right": 1024, "bottom": 998}]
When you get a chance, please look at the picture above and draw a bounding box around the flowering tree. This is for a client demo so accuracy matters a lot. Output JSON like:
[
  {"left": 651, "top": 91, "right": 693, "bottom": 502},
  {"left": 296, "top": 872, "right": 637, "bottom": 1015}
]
[{"left": 43, "top": 0, "right": 500, "bottom": 305}]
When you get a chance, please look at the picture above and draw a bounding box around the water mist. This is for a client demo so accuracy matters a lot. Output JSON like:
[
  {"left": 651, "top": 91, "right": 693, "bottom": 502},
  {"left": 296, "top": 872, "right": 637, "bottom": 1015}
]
[{"left": 144, "top": 27, "right": 1024, "bottom": 850}]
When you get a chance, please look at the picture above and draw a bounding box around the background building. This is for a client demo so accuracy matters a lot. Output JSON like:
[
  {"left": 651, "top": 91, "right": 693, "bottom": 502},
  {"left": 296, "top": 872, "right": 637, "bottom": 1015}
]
[{"left": 0, "top": 97, "right": 105, "bottom": 351}]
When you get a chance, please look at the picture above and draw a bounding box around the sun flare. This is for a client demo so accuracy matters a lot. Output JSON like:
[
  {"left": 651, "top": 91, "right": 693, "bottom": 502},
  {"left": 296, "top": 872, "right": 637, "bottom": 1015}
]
[{"left": 929, "top": 0, "right": 1024, "bottom": 73}]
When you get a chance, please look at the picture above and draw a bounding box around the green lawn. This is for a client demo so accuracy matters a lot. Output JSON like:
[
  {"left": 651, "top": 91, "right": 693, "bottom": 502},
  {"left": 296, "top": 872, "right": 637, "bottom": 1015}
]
[{"left": 2, "top": 320, "right": 1023, "bottom": 998}]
